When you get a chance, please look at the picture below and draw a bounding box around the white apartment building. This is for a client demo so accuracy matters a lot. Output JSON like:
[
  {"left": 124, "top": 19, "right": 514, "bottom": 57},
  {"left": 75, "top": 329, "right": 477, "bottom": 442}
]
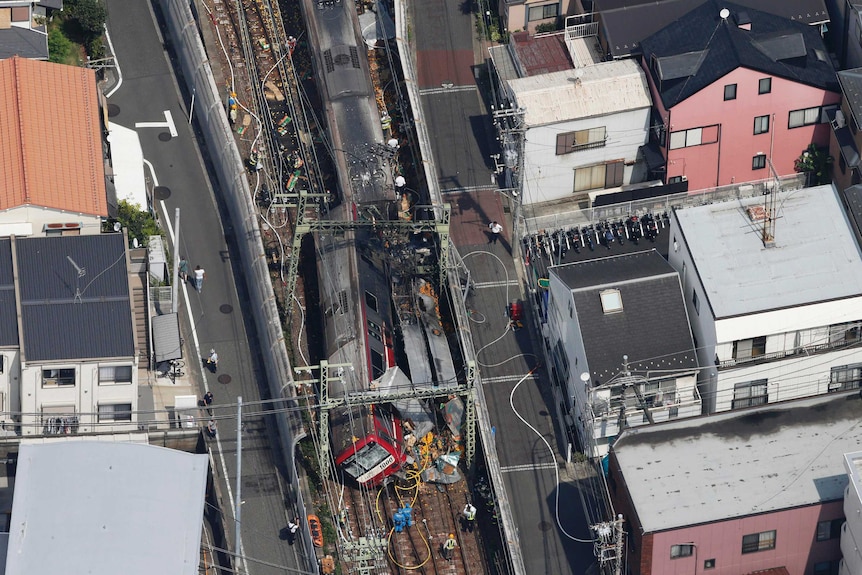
[
  {"left": 545, "top": 250, "right": 700, "bottom": 457},
  {"left": 842, "top": 451, "right": 862, "bottom": 575},
  {"left": 0, "top": 234, "right": 139, "bottom": 436},
  {"left": 667, "top": 184, "right": 862, "bottom": 414},
  {"left": 507, "top": 59, "right": 652, "bottom": 206}
]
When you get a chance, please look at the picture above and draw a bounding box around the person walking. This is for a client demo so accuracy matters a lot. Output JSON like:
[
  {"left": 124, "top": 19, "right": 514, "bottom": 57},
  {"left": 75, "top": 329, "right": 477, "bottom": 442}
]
[
  {"left": 203, "top": 391, "right": 214, "bottom": 416},
  {"left": 442, "top": 533, "right": 456, "bottom": 560},
  {"left": 488, "top": 221, "right": 503, "bottom": 244},
  {"left": 193, "top": 265, "right": 206, "bottom": 293},
  {"left": 287, "top": 517, "right": 299, "bottom": 545},
  {"left": 462, "top": 502, "right": 477, "bottom": 533},
  {"left": 207, "top": 349, "right": 219, "bottom": 374},
  {"left": 178, "top": 257, "right": 189, "bottom": 283}
]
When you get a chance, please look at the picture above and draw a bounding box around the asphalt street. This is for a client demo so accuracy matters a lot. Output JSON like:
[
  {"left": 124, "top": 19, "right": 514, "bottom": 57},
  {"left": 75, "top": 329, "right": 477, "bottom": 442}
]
[
  {"left": 409, "top": 0, "right": 602, "bottom": 572},
  {"left": 105, "top": 1, "right": 305, "bottom": 574}
]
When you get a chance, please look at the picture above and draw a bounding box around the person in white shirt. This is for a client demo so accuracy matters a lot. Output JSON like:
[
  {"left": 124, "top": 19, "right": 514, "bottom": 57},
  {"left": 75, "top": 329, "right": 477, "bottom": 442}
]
[
  {"left": 193, "top": 265, "right": 206, "bottom": 292},
  {"left": 488, "top": 221, "right": 503, "bottom": 244}
]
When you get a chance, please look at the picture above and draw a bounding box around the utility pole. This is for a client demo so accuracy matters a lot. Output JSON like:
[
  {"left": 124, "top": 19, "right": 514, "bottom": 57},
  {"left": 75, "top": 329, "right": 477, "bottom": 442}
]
[
  {"left": 171, "top": 208, "right": 180, "bottom": 313},
  {"left": 492, "top": 106, "right": 526, "bottom": 239},
  {"left": 590, "top": 514, "right": 625, "bottom": 575},
  {"left": 235, "top": 396, "right": 244, "bottom": 574}
]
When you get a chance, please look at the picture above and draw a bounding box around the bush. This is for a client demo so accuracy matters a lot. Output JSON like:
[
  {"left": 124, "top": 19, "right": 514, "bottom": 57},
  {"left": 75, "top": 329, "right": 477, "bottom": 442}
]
[
  {"left": 48, "top": 27, "right": 73, "bottom": 63},
  {"left": 117, "top": 200, "right": 162, "bottom": 246}
]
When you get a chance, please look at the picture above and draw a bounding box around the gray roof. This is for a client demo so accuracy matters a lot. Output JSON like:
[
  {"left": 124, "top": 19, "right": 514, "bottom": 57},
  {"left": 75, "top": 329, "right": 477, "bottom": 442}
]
[
  {"left": 838, "top": 68, "right": 862, "bottom": 131},
  {"left": 0, "top": 239, "right": 17, "bottom": 347},
  {"left": 598, "top": 0, "right": 830, "bottom": 59},
  {"left": 552, "top": 250, "right": 697, "bottom": 383},
  {"left": 0, "top": 27, "right": 48, "bottom": 60},
  {"left": 15, "top": 234, "right": 134, "bottom": 361},
  {"left": 6, "top": 442, "right": 208, "bottom": 575},
  {"left": 639, "top": 0, "right": 838, "bottom": 109},
  {"left": 675, "top": 185, "right": 862, "bottom": 318},
  {"left": 612, "top": 391, "right": 861, "bottom": 533}
]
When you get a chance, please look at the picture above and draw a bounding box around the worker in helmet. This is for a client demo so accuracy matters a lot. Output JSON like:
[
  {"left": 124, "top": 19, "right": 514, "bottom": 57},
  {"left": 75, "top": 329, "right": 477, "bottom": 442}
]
[{"left": 442, "top": 533, "right": 456, "bottom": 560}]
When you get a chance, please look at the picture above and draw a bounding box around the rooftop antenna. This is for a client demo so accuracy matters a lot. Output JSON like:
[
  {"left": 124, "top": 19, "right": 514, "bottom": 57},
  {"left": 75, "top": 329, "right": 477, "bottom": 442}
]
[{"left": 66, "top": 256, "right": 86, "bottom": 304}]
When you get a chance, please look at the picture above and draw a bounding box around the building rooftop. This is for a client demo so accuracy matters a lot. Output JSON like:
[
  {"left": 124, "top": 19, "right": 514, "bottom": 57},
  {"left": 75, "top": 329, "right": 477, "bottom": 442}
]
[
  {"left": 552, "top": 250, "right": 697, "bottom": 382},
  {"left": 675, "top": 184, "right": 862, "bottom": 318},
  {"left": 13, "top": 233, "right": 135, "bottom": 361},
  {"left": 613, "top": 391, "right": 861, "bottom": 533},
  {"left": 839, "top": 68, "right": 862, "bottom": 131},
  {"left": 638, "top": 0, "right": 837, "bottom": 108},
  {"left": 0, "top": 56, "right": 107, "bottom": 216},
  {"left": 0, "top": 239, "right": 17, "bottom": 347},
  {"left": 507, "top": 32, "right": 572, "bottom": 77},
  {"left": 509, "top": 59, "right": 650, "bottom": 127},
  {"left": 597, "top": 0, "right": 830, "bottom": 59},
  {"left": 5, "top": 441, "right": 208, "bottom": 575}
]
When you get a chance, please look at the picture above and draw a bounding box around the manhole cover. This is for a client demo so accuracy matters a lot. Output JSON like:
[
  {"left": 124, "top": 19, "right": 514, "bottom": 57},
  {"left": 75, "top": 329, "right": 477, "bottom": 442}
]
[
  {"left": 158, "top": 132, "right": 172, "bottom": 141},
  {"left": 153, "top": 186, "right": 171, "bottom": 200},
  {"left": 538, "top": 521, "right": 553, "bottom": 532},
  {"left": 218, "top": 374, "right": 232, "bottom": 385},
  {"left": 107, "top": 104, "right": 120, "bottom": 117},
  {"left": 220, "top": 304, "right": 233, "bottom": 314}
]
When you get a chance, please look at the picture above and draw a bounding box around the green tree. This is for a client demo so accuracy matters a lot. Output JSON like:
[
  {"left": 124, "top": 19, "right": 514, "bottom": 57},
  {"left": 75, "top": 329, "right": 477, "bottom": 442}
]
[
  {"left": 794, "top": 144, "right": 832, "bottom": 186},
  {"left": 117, "top": 200, "right": 162, "bottom": 246},
  {"left": 47, "top": 27, "right": 73, "bottom": 64},
  {"left": 66, "top": 0, "right": 106, "bottom": 38}
]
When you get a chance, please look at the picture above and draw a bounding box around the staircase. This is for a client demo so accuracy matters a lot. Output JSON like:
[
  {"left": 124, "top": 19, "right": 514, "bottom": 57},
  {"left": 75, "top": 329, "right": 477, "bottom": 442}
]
[{"left": 129, "top": 248, "right": 150, "bottom": 366}]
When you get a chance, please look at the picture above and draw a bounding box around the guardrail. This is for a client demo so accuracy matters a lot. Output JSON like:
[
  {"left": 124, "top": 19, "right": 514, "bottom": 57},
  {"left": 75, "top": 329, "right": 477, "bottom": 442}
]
[{"left": 155, "top": 0, "right": 315, "bottom": 570}]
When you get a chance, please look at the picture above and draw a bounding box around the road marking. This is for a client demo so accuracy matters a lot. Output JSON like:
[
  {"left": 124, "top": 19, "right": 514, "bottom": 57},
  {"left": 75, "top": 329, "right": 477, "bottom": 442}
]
[
  {"left": 472, "top": 279, "right": 520, "bottom": 289},
  {"left": 419, "top": 85, "right": 477, "bottom": 95},
  {"left": 136, "top": 110, "right": 179, "bottom": 137},
  {"left": 104, "top": 28, "right": 123, "bottom": 98},
  {"left": 481, "top": 374, "right": 540, "bottom": 385},
  {"left": 500, "top": 462, "right": 558, "bottom": 473},
  {"left": 440, "top": 185, "right": 496, "bottom": 194}
]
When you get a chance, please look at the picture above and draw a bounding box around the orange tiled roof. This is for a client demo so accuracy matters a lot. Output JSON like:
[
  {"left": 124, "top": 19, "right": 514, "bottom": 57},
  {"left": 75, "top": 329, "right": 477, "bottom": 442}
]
[{"left": 0, "top": 56, "right": 107, "bottom": 216}]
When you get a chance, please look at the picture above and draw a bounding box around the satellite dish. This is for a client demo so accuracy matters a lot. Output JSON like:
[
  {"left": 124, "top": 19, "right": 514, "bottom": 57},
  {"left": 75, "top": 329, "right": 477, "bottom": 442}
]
[
  {"left": 113, "top": 222, "right": 122, "bottom": 232},
  {"left": 719, "top": 8, "right": 730, "bottom": 19}
]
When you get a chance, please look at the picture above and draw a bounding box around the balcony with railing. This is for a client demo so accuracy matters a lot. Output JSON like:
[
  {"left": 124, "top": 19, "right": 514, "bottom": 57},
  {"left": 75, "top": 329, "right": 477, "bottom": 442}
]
[{"left": 718, "top": 331, "right": 862, "bottom": 370}]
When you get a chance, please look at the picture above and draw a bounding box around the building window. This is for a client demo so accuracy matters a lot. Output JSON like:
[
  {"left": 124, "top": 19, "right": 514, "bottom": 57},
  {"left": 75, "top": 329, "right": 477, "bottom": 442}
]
[
  {"left": 99, "top": 365, "right": 133, "bottom": 385},
  {"left": 814, "top": 561, "right": 839, "bottom": 575},
  {"left": 668, "top": 176, "right": 684, "bottom": 184},
  {"left": 691, "top": 289, "right": 699, "bottom": 314},
  {"left": 528, "top": 2, "right": 558, "bottom": 21},
  {"left": 0, "top": 355, "right": 3, "bottom": 374},
  {"left": 704, "top": 559, "right": 716, "bottom": 569},
  {"left": 758, "top": 77, "right": 772, "bottom": 94},
  {"left": 42, "top": 407, "right": 79, "bottom": 435},
  {"left": 669, "top": 125, "right": 719, "bottom": 150},
  {"left": 829, "top": 365, "right": 862, "bottom": 392},
  {"left": 670, "top": 544, "right": 694, "bottom": 558},
  {"left": 573, "top": 161, "right": 624, "bottom": 192},
  {"left": 789, "top": 106, "right": 822, "bottom": 128},
  {"left": 741, "top": 529, "right": 776, "bottom": 553},
  {"left": 732, "top": 379, "right": 768, "bottom": 409},
  {"left": 365, "top": 291, "right": 378, "bottom": 313},
  {"left": 754, "top": 115, "right": 770, "bottom": 135},
  {"left": 370, "top": 348, "right": 385, "bottom": 379},
  {"left": 724, "top": 84, "right": 737, "bottom": 100},
  {"left": 829, "top": 321, "right": 862, "bottom": 345},
  {"left": 752, "top": 154, "right": 766, "bottom": 170},
  {"left": 42, "top": 368, "right": 76, "bottom": 387},
  {"left": 556, "top": 127, "right": 607, "bottom": 155},
  {"left": 733, "top": 336, "right": 766, "bottom": 360},
  {"left": 600, "top": 289, "right": 623, "bottom": 314},
  {"left": 816, "top": 518, "right": 843, "bottom": 541},
  {"left": 98, "top": 403, "right": 133, "bottom": 422}
]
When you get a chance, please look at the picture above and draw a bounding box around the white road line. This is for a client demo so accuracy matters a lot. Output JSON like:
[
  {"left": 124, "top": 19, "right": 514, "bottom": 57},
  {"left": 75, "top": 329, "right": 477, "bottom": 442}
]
[
  {"left": 104, "top": 28, "right": 123, "bottom": 98},
  {"left": 481, "top": 374, "right": 540, "bottom": 385},
  {"left": 136, "top": 110, "right": 178, "bottom": 137},
  {"left": 419, "top": 85, "right": 477, "bottom": 95},
  {"left": 440, "top": 185, "right": 496, "bottom": 194},
  {"left": 144, "top": 157, "right": 243, "bottom": 565},
  {"left": 472, "top": 280, "right": 520, "bottom": 289},
  {"left": 500, "top": 462, "right": 558, "bottom": 473}
]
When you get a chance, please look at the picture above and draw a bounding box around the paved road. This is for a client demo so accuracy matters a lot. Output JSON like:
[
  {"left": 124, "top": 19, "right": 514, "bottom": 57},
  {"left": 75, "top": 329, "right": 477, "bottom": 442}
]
[
  {"left": 409, "top": 1, "right": 601, "bottom": 573},
  {"left": 105, "top": 2, "right": 305, "bottom": 573}
]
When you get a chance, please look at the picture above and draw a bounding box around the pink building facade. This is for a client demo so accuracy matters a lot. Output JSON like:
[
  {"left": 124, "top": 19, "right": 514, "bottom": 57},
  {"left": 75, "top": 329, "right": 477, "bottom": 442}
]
[
  {"left": 645, "top": 66, "right": 839, "bottom": 192},
  {"left": 636, "top": 1, "right": 840, "bottom": 193}
]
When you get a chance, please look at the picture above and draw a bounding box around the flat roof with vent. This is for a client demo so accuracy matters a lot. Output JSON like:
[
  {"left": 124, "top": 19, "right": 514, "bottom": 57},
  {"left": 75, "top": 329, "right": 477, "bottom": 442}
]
[{"left": 674, "top": 184, "right": 862, "bottom": 318}]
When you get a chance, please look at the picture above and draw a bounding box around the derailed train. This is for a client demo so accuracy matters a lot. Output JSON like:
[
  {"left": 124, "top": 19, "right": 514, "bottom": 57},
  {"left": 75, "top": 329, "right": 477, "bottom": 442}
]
[{"left": 302, "top": 0, "right": 456, "bottom": 485}]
